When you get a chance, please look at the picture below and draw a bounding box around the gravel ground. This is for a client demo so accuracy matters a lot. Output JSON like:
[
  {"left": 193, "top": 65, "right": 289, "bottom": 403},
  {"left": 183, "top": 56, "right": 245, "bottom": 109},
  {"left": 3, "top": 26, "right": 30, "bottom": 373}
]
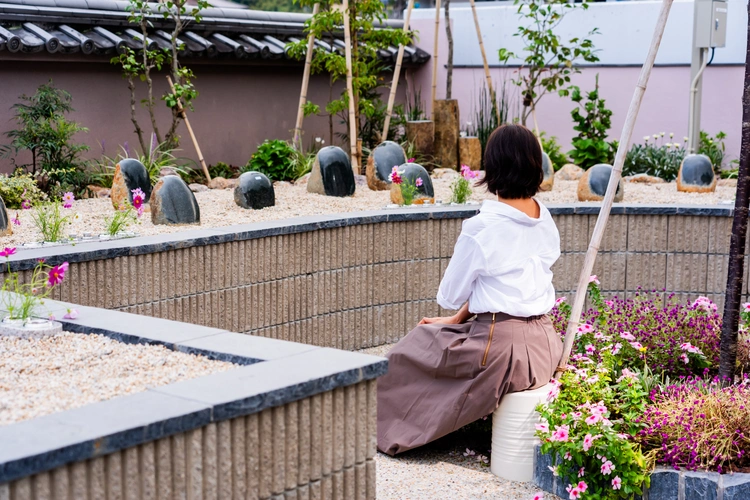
[
  {"left": 1, "top": 175, "right": 736, "bottom": 247},
  {"left": 0, "top": 331, "right": 235, "bottom": 426},
  {"left": 361, "top": 343, "right": 559, "bottom": 500}
]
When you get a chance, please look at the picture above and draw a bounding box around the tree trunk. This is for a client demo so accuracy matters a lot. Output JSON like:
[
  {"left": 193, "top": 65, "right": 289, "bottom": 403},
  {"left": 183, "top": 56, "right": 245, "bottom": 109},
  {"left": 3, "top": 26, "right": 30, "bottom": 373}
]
[
  {"left": 445, "top": 0, "right": 453, "bottom": 100},
  {"left": 128, "top": 75, "right": 147, "bottom": 154},
  {"left": 719, "top": 8, "right": 750, "bottom": 381}
]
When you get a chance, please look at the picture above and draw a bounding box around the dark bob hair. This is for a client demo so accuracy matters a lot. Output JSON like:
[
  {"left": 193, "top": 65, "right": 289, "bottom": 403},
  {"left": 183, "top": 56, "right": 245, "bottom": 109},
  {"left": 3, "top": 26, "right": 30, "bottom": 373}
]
[{"left": 478, "top": 124, "right": 543, "bottom": 199}]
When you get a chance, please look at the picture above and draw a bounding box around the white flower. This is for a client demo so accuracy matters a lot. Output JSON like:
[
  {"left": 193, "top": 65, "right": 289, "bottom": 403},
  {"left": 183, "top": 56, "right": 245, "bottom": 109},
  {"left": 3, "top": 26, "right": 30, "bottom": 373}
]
[
  {"left": 315, "top": 137, "right": 322, "bottom": 143},
  {"left": 643, "top": 136, "right": 650, "bottom": 141},
  {"left": 684, "top": 136, "right": 689, "bottom": 142},
  {"left": 669, "top": 132, "right": 674, "bottom": 138},
  {"left": 660, "top": 132, "right": 665, "bottom": 136}
]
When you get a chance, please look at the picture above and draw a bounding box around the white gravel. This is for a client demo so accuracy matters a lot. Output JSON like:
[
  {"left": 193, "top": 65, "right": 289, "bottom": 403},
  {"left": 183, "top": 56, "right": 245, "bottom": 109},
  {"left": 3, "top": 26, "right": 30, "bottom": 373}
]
[
  {"left": 0, "top": 331, "right": 235, "bottom": 426},
  {"left": 0, "top": 176, "right": 736, "bottom": 247}
]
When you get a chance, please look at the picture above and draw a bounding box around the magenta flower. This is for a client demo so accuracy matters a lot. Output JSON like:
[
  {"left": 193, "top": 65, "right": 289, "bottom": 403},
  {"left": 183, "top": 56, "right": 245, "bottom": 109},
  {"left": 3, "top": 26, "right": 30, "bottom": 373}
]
[
  {"left": 585, "top": 414, "right": 601, "bottom": 425},
  {"left": 600, "top": 460, "right": 615, "bottom": 476},
  {"left": 555, "top": 297, "right": 566, "bottom": 305},
  {"left": 612, "top": 476, "right": 622, "bottom": 490},
  {"left": 62, "top": 192, "right": 75, "bottom": 209},
  {"left": 588, "top": 275, "right": 600, "bottom": 285},
  {"left": 389, "top": 167, "right": 403, "bottom": 185},
  {"left": 532, "top": 493, "right": 544, "bottom": 500},
  {"left": 63, "top": 308, "right": 79, "bottom": 320},
  {"left": 48, "top": 314, "right": 56, "bottom": 321},
  {"left": 0, "top": 247, "right": 17, "bottom": 258},
  {"left": 535, "top": 422, "right": 549, "bottom": 433},
  {"left": 550, "top": 424, "right": 570, "bottom": 442},
  {"left": 620, "top": 331, "right": 636, "bottom": 341},
  {"left": 47, "top": 262, "right": 69, "bottom": 287},
  {"left": 582, "top": 434, "right": 597, "bottom": 452},
  {"left": 407, "top": 157, "right": 415, "bottom": 163},
  {"left": 565, "top": 484, "right": 582, "bottom": 499},
  {"left": 11, "top": 214, "right": 20, "bottom": 226},
  {"left": 415, "top": 177, "right": 423, "bottom": 188},
  {"left": 21, "top": 200, "right": 31, "bottom": 210},
  {"left": 131, "top": 188, "right": 145, "bottom": 209}
]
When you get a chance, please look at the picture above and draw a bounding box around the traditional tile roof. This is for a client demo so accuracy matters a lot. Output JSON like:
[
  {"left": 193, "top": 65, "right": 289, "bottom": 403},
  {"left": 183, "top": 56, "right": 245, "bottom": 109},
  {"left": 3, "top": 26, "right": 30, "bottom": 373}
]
[{"left": 0, "top": 0, "right": 430, "bottom": 64}]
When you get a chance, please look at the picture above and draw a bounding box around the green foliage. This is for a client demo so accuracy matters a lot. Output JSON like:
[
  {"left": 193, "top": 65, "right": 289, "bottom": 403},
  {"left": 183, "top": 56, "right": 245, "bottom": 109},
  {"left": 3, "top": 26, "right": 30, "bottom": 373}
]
[
  {"left": 498, "top": 0, "right": 599, "bottom": 126},
  {"left": 209, "top": 162, "right": 240, "bottom": 179},
  {"left": 400, "top": 141, "right": 437, "bottom": 172},
  {"left": 105, "top": 206, "right": 138, "bottom": 236},
  {"left": 405, "top": 87, "right": 426, "bottom": 121},
  {"left": 540, "top": 132, "right": 569, "bottom": 171},
  {"left": 245, "top": 140, "right": 300, "bottom": 181},
  {"left": 467, "top": 81, "right": 518, "bottom": 166},
  {"left": 231, "top": 0, "right": 304, "bottom": 11},
  {"left": 0, "top": 173, "right": 46, "bottom": 209},
  {"left": 100, "top": 136, "right": 192, "bottom": 186},
  {"left": 450, "top": 177, "right": 472, "bottom": 204},
  {"left": 2, "top": 81, "right": 89, "bottom": 193},
  {"left": 698, "top": 131, "right": 726, "bottom": 171},
  {"left": 1, "top": 257, "right": 67, "bottom": 321},
  {"left": 623, "top": 133, "right": 686, "bottom": 181},
  {"left": 31, "top": 200, "right": 72, "bottom": 242},
  {"left": 287, "top": 0, "right": 412, "bottom": 150},
  {"left": 568, "top": 75, "right": 616, "bottom": 169}
]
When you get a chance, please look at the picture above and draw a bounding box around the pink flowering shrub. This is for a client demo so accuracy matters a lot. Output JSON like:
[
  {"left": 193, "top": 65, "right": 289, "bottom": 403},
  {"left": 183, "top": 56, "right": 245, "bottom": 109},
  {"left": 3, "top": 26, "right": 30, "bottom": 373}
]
[
  {"left": 637, "top": 378, "right": 750, "bottom": 473},
  {"left": 536, "top": 345, "right": 651, "bottom": 499},
  {"left": 551, "top": 282, "right": 719, "bottom": 377}
]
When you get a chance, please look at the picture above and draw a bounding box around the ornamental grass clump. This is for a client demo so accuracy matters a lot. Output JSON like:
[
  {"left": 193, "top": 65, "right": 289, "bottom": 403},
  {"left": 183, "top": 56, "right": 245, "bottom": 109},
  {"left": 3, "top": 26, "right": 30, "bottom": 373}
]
[
  {"left": 637, "top": 378, "right": 750, "bottom": 473},
  {"left": 30, "top": 193, "right": 76, "bottom": 242},
  {"left": 105, "top": 188, "right": 145, "bottom": 236}
]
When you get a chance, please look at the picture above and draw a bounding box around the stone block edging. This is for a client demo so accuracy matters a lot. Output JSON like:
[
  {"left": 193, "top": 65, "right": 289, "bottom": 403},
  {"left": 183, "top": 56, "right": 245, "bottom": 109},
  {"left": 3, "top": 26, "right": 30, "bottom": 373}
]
[
  {"left": 533, "top": 446, "right": 750, "bottom": 499},
  {"left": 0, "top": 296, "right": 387, "bottom": 484},
  {"left": 3, "top": 204, "right": 732, "bottom": 271}
]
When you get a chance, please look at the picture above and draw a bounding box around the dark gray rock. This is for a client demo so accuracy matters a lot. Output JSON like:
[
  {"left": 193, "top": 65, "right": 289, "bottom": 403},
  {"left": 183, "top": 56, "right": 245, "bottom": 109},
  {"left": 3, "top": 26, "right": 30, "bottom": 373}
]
[
  {"left": 532, "top": 446, "right": 555, "bottom": 493},
  {"left": 648, "top": 469, "right": 680, "bottom": 499},
  {"left": 723, "top": 472, "right": 750, "bottom": 500},
  {"left": 150, "top": 176, "right": 200, "bottom": 225},
  {"left": 307, "top": 146, "right": 355, "bottom": 197},
  {"left": 0, "top": 196, "right": 10, "bottom": 236},
  {"left": 577, "top": 163, "right": 624, "bottom": 202},
  {"left": 677, "top": 154, "right": 716, "bottom": 192},
  {"left": 389, "top": 163, "right": 434, "bottom": 205},
  {"left": 540, "top": 152, "right": 554, "bottom": 191},
  {"left": 366, "top": 141, "right": 406, "bottom": 190},
  {"left": 112, "top": 158, "right": 152, "bottom": 210},
  {"left": 234, "top": 172, "right": 275, "bottom": 210},
  {"left": 684, "top": 470, "right": 719, "bottom": 500}
]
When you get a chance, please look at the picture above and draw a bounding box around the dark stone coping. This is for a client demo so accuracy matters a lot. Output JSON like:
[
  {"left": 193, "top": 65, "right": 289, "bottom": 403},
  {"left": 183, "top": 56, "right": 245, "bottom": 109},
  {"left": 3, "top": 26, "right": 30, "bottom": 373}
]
[
  {"left": 533, "top": 446, "right": 750, "bottom": 500},
  {"left": 0, "top": 297, "right": 388, "bottom": 484},
  {"left": 3, "top": 204, "right": 733, "bottom": 271}
]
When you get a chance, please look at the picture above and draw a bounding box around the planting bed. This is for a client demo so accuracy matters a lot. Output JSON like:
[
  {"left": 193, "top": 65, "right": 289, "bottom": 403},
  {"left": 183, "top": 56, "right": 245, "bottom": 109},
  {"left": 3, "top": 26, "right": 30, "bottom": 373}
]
[
  {"left": 1, "top": 177, "right": 736, "bottom": 247},
  {"left": 0, "top": 331, "right": 235, "bottom": 426}
]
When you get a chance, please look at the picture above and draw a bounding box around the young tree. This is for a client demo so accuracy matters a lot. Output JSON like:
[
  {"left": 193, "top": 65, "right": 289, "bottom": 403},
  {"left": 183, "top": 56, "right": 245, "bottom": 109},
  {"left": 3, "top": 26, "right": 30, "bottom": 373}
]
[
  {"left": 719, "top": 10, "right": 750, "bottom": 381},
  {"left": 498, "top": 0, "right": 599, "bottom": 127},
  {"left": 287, "top": 0, "right": 412, "bottom": 150}
]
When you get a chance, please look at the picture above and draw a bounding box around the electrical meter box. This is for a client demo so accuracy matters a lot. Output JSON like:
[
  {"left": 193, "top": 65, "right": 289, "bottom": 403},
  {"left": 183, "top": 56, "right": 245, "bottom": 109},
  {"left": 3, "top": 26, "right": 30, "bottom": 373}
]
[{"left": 694, "top": 0, "right": 728, "bottom": 48}]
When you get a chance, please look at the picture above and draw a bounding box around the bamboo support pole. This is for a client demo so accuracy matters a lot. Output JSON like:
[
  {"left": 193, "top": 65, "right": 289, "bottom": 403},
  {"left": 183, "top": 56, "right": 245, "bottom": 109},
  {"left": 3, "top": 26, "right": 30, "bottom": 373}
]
[
  {"left": 382, "top": 0, "right": 414, "bottom": 142},
  {"left": 555, "top": 0, "right": 674, "bottom": 378},
  {"left": 531, "top": 105, "right": 543, "bottom": 150},
  {"left": 293, "top": 3, "right": 320, "bottom": 151},
  {"left": 342, "top": 0, "right": 359, "bottom": 175},
  {"left": 166, "top": 75, "right": 211, "bottom": 183},
  {"left": 430, "top": 0, "right": 440, "bottom": 120},
  {"left": 468, "top": 0, "right": 500, "bottom": 124}
]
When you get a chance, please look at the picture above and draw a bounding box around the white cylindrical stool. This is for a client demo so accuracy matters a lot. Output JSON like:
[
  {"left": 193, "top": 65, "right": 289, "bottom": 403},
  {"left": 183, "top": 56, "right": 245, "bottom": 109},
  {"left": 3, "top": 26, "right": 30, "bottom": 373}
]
[{"left": 490, "top": 384, "right": 551, "bottom": 482}]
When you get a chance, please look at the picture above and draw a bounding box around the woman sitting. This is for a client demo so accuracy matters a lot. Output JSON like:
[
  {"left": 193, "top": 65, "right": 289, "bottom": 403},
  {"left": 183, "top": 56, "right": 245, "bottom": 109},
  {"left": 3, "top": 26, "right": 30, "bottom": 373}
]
[{"left": 377, "top": 124, "right": 563, "bottom": 456}]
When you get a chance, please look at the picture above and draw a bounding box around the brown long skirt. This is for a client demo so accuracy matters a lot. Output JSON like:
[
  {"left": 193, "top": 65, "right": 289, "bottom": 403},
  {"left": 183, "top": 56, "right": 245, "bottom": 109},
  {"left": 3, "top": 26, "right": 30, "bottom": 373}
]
[{"left": 377, "top": 312, "right": 563, "bottom": 456}]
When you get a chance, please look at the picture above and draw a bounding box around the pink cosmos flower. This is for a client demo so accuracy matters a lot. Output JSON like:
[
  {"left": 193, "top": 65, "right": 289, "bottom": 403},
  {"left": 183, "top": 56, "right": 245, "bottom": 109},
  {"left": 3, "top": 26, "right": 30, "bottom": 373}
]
[
  {"left": 585, "top": 414, "right": 601, "bottom": 425},
  {"left": 415, "top": 177, "right": 423, "bottom": 188},
  {"left": 0, "top": 247, "right": 17, "bottom": 258},
  {"left": 11, "top": 214, "right": 20, "bottom": 226},
  {"left": 588, "top": 275, "right": 600, "bottom": 285},
  {"left": 407, "top": 157, "right": 415, "bottom": 163},
  {"left": 555, "top": 297, "right": 566, "bottom": 305},
  {"left": 389, "top": 167, "right": 403, "bottom": 185},
  {"left": 550, "top": 425, "right": 570, "bottom": 442},
  {"left": 680, "top": 353, "right": 689, "bottom": 364},
  {"left": 629, "top": 341, "right": 644, "bottom": 350},
  {"left": 21, "top": 200, "right": 31, "bottom": 210},
  {"left": 601, "top": 460, "right": 615, "bottom": 475},
  {"left": 47, "top": 262, "right": 69, "bottom": 287},
  {"left": 131, "top": 188, "right": 145, "bottom": 208},
  {"left": 48, "top": 314, "right": 56, "bottom": 321},
  {"left": 535, "top": 422, "right": 549, "bottom": 433},
  {"left": 62, "top": 191, "right": 75, "bottom": 209},
  {"left": 620, "top": 331, "right": 636, "bottom": 341},
  {"left": 63, "top": 308, "right": 79, "bottom": 320},
  {"left": 612, "top": 476, "right": 622, "bottom": 490},
  {"left": 533, "top": 493, "right": 544, "bottom": 500}
]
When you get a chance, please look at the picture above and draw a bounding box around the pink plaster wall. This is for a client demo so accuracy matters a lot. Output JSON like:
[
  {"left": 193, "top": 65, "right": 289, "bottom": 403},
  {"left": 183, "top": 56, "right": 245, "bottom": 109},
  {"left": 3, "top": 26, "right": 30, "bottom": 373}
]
[{"left": 410, "top": 18, "right": 744, "bottom": 164}]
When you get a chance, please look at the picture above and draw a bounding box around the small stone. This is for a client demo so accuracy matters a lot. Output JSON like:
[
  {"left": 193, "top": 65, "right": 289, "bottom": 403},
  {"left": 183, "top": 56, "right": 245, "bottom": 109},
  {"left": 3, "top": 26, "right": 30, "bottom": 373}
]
[
  {"left": 390, "top": 163, "right": 434, "bottom": 205},
  {"left": 366, "top": 141, "right": 406, "bottom": 191},
  {"left": 677, "top": 154, "right": 717, "bottom": 193},
  {"left": 189, "top": 183, "right": 209, "bottom": 193},
  {"left": 234, "top": 171, "right": 275, "bottom": 210},
  {"left": 150, "top": 176, "right": 201, "bottom": 225},
  {"left": 226, "top": 178, "right": 239, "bottom": 189},
  {"left": 0, "top": 196, "right": 10, "bottom": 237},
  {"left": 159, "top": 167, "right": 179, "bottom": 178},
  {"left": 625, "top": 173, "right": 666, "bottom": 184},
  {"left": 307, "top": 146, "right": 356, "bottom": 197},
  {"left": 555, "top": 164, "right": 584, "bottom": 181},
  {"left": 577, "top": 164, "right": 624, "bottom": 202},
  {"left": 208, "top": 177, "right": 230, "bottom": 190},
  {"left": 539, "top": 153, "right": 554, "bottom": 192},
  {"left": 111, "top": 159, "right": 152, "bottom": 210},
  {"left": 431, "top": 168, "right": 460, "bottom": 180}
]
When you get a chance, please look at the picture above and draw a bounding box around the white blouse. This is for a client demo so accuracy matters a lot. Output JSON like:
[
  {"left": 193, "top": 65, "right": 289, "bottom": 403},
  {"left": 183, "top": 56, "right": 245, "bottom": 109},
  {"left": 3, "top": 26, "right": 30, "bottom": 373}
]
[{"left": 436, "top": 199, "right": 560, "bottom": 317}]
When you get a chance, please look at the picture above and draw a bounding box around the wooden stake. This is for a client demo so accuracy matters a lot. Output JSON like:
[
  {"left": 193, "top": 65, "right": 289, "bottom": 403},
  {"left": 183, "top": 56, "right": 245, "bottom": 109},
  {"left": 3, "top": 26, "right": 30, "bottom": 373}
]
[
  {"left": 469, "top": 0, "right": 500, "bottom": 124},
  {"left": 166, "top": 75, "right": 211, "bottom": 183},
  {"left": 382, "top": 0, "right": 414, "bottom": 142},
  {"left": 342, "top": 0, "right": 359, "bottom": 175},
  {"left": 293, "top": 3, "right": 320, "bottom": 151},
  {"left": 555, "top": 0, "right": 674, "bottom": 378},
  {"left": 531, "top": 105, "right": 543, "bottom": 150},
  {"left": 430, "top": 0, "right": 440, "bottom": 120}
]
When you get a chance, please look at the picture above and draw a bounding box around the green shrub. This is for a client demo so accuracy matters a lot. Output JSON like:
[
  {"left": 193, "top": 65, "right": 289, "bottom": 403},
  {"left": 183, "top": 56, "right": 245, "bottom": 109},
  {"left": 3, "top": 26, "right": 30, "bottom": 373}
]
[
  {"left": 0, "top": 173, "right": 46, "bottom": 209},
  {"left": 568, "top": 75, "right": 617, "bottom": 169},
  {"left": 698, "top": 131, "right": 726, "bottom": 171},
  {"left": 209, "top": 162, "right": 239, "bottom": 179},
  {"left": 539, "top": 132, "right": 569, "bottom": 171},
  {"left": 245, "top": 140, "right": 298, "bottom": 181},
  {"left": 623, "top": 133, "right": 686, "bottom": 181}
]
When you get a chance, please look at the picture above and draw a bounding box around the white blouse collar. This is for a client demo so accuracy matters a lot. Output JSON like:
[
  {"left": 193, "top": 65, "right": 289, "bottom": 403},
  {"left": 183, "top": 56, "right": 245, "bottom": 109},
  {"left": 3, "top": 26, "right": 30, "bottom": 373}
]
[{"left": 479, "top": 199, "right": 549, "bottom": 225}]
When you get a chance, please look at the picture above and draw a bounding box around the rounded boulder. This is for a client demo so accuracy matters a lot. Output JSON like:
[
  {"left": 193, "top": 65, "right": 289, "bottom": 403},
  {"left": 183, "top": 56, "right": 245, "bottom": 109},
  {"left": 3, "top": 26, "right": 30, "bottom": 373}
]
[
  {"left": 390, "top": 163, "right": 434, "bottom": 205},
  {"left": 677, "top": 154, "right": 716, "bottom": 193},
  {"left": 0, "top": 196, "right": 10, "bottom": 237},
  {"left": 366, "top": 141, "right": 406, "bottom": 191},
  {"left": 234, "top": 171, "right": 275, "bottom": 210},
  {"left": 577, "top": 164, "right": 624, "bottom": 202},
  {"left": 307, "top": 146, "right": 356, "bottom": 197},
  {"left": 539, "top": 152, "right": 554, "bottom": 192},
  {"left": 111, "top": 159, "right": 152, "bottom": 210},
  {"left": 150, "top": 176, "right": 201, "bottom": 225}
]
